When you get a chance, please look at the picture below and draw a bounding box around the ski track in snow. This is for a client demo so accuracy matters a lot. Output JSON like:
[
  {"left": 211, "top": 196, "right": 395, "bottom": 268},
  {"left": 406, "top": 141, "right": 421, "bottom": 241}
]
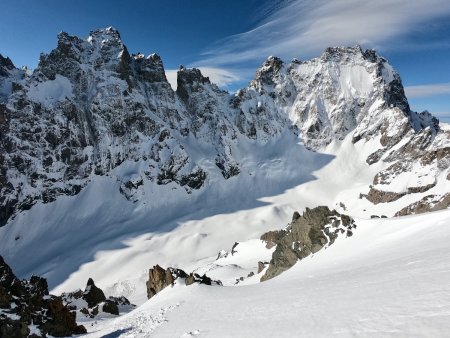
[{"left": 83, "top": 303, "right": 180, "bottom": 338}]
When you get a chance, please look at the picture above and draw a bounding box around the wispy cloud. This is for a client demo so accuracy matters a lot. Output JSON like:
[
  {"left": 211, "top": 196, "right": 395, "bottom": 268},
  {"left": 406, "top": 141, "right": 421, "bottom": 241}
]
[
  {"left": 165, "top": 67, "right": 244, "bottom": 90},
  {"left": 433, "top": 112, "right": 450, "bottom": 118},
  {"left": 405, "top": 83, "right": 450, "bottom": 98},
  {"left": 197, "top": 0, "right": 450, "bottom": 68},
  {"left": 432, "top": 112, "right": 450, "bottom": 123}
]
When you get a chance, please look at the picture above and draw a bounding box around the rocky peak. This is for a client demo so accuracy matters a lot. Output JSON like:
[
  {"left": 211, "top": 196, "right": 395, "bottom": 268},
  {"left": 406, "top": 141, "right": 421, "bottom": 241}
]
[
  {"left": 320, "top": 45, "right": 364, "bottom": 62},
  {"left": 253, "top": 45, "right": 436, "bottom": 149},
  {"left": 0, "top": 54, "right": 15, "bottom": 76},
  {"left": 176, "top": 66, "right": 213, "bottom": 102},
  {"left": 87, "top": 26, "right": 122, "bottom": 43},
  {"left": 132, "top": 53, "right": 168, "bottom": 83},
  {"left": 84, "top": 278, "right": 106, "bottom": 308},
  {"left": 38, "top": 27, "right": 130, "bottom": 81},
  {"left": 254, "top": 56, "right": 284, "bottom": 85},
  {"left": 177, "top": 66, "right": 211, "bottom": 86}
]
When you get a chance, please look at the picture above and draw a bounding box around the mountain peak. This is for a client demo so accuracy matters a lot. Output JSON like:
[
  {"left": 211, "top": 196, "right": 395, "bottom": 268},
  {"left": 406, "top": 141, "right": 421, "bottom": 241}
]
[
  {"left": 0, "top": 54, "right": 15, "bottom": 71},
  {"left": 177, "top": 67, "right": 211, "bottom": 86},
  {"left": 320, "top": 45, "right": 365, "bottom": 62},
  {"left": 87, "top": 26, "right": 122, "bottom": 42}
]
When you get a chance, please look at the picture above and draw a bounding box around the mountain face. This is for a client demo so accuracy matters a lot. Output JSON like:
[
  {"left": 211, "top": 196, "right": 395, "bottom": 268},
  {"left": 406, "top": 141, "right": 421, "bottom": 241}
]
[
  {"left": 0, "top": 27, "right": 449, "bottom": 230},
  {"left": 252, "top": 47, "right": 438, "bottom": 149}
]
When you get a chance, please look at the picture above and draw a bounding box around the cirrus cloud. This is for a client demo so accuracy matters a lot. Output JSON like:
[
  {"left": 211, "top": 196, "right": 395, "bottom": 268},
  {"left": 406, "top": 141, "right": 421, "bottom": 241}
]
[
  {"left": 405, "top": 83, "right": 450, "bottom": 99},
  {"left": 197, "top": 0, "right": 450, "bottom": 68}
]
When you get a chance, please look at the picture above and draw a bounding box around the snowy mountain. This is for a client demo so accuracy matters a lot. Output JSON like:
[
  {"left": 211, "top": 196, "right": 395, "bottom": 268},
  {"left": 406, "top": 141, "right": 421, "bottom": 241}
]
[{"left": 1, "top": 27, "right": 450, "bottom": 337}]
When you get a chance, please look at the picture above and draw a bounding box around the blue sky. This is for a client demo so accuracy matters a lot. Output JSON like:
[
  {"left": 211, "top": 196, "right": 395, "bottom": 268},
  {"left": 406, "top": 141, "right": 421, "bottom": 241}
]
[{"left": 1, "top": 0, "right": 450, "bottom": 122}]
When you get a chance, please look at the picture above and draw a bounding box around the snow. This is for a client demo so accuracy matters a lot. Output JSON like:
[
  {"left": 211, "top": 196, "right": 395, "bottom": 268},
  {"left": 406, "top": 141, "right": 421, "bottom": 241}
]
[
  {"left": 192, "top": 239, "right": 275, "bottom": 286},
  {"left": 2, "top": 130, "right": 446, "bottom": 305},
  {"left": 0, "top": 131, "right": 423, "bottom": 303},
  {"left": 27, "top": 74, "right": 74, "bottom": 106},
  {"left": 338, "top": 65, "right": 374, "bottom": 97},
  {"left": 381, "top": 61, "right": 396, "bottom": 83},
  {"left": 83, "top": 209, "right": 450, "bottom": 337}
]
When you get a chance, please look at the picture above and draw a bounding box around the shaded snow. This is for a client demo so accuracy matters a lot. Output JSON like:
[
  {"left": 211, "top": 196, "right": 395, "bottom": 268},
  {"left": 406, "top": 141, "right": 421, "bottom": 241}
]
[{"left": 27, "top": 74, "right": 74, "bottom": 106}]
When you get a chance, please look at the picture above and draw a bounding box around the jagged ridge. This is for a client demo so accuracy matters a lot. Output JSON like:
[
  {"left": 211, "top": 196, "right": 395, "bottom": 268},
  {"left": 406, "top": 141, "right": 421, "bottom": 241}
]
[{"left": 0, "top": 27, "right": 449, "bottom": 229}]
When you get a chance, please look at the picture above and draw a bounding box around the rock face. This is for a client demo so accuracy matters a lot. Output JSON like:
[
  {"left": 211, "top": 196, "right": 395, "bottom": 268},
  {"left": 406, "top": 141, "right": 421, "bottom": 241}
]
[
  {"left": 0, "top": 255, "right": 86, "bottom": 337},
  {"left": 146, "top": 265, "right": 221, "bottom": 299},
  {"left": 249, "top": 47, "right": 428, "bottom": 150},
  {"left": 395, "top": 193, "right": 450, "bottom": 216},
  {"left": 361, "top": 128, "right": 450, "bottom": 215},
  {"left": 261, "top": 207, "right": 356, "bottom": 281}
]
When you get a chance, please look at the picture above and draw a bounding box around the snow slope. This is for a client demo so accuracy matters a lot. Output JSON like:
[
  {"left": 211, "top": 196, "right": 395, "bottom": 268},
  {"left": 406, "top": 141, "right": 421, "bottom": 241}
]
[
  {"left": 1, "top": 131, "right": 447, "bottom": 301},
  {"left": 84, "top": 209, "right": 450, "bottom": 337}
]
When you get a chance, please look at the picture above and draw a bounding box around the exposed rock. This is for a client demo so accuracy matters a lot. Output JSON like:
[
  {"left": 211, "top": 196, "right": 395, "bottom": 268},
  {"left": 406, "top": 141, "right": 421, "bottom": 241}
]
[
  {"left": 366, "top": 148, "right": 386, "bottom": 165},
  {"left": 185, "top": 273, "right": 196, "bottom": 286},
  {"left": 102, "top": 299, "right": 119, "bottom": 315},
  {"left": 395, "top": 193, "right": 450, "bottom": 216},
  {"left": 0, "top": 316, "right": 30, "bottom": 338},
  {"left": 420, "top": 147, "right": 450, "bottom": 166},
  {"left": 231, "top": 242, "right": 239, "bottom": 255},
  {"left": 292, "top": 211, "right": 301, "bottom": 221},
  {"left": 83, "top": 278, "right": 106, "bottom": 308},
  {"left": 147, "top": 265, "right": 176, "bottom": 299},
  {"left": 258, "top": 261, "right": 267, "bottom": 274},
  {"left": 261, "top": 207, "right": 356, "bottom": 281},
  {"left": 146, "top": 265, "right": 220, "bottom": 299},
  {"left": 61, "top": 281, "right": 133, "bottom": 318},
  {"left": 407, "top": 182, "right": 436, "bottom": 194},
  {"left": 365, "top": 188, "right": 406, "bottom": 204},
  {"left": 260, "top": 230, "right": 286, "bottom": 249},
  {"left": 0, "top": 255, "right": 86, "bottom": 337}
]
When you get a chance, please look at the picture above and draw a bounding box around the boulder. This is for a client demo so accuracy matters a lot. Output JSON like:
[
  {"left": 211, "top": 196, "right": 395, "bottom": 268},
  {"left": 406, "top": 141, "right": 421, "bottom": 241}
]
[
  {"left": 146, "top": 265, "right": 175, "bottom": 299},
  {"left": 102, "top": 300, "right": 119, "bottom": 315},
  {"left": 83, "top": 278, "right": 106, "bottom": 308}
]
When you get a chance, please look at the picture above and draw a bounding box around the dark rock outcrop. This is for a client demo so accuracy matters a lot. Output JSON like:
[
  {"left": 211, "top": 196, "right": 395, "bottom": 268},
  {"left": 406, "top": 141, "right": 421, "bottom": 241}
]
[
  {"left": 261, "top": 207, "right": 356, "bottom": 281},
  {"left": 0, "top": 256, "right": 86, "bottom": 337},
  {"left": 83, "top": 278, "right": 106, "bottom": 308},
  {"left": 61, "top": 279, "right": 133, "bottom": 318},
  {"left": 61, "top": 280, "right": 133, "bottom": 321},
  {"left": 146, "top": 265, "right": 221, "bottom": 299},
  {"left": 102, "top": 299, "right": 119, "bottom": 315}
]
